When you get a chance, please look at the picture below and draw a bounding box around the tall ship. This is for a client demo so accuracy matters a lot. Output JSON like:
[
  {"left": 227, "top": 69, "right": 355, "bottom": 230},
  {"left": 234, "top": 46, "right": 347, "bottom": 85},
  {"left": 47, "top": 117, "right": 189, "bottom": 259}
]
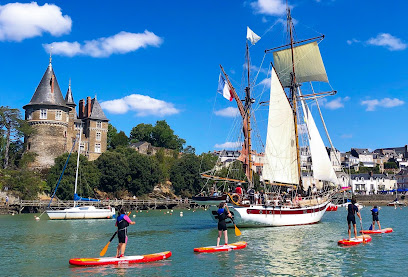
[{"left": 194, "top": 7, "right": 340, "bottom": 227}]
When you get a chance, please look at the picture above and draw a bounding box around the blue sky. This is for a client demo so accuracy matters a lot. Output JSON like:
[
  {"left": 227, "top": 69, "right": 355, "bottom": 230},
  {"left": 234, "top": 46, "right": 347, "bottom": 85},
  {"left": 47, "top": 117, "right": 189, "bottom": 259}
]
[{"left": 0, "top": 0, "right": 407, "bottom": 154}]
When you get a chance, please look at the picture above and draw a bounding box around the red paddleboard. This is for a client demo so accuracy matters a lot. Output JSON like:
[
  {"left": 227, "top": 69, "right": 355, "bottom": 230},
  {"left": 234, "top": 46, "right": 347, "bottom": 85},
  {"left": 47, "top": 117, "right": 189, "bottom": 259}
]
[
  {"left": 194, "top": 241, "right": 247, "bottom": 253},
  {"left": 338, "top": 235, "right": 372, "bottom": 246},
  {"left": 69, "top": 251, "right": 171, "bottom": 266},
  {"left": 360, "top": 228, "right": 393, "bottom": 234}
]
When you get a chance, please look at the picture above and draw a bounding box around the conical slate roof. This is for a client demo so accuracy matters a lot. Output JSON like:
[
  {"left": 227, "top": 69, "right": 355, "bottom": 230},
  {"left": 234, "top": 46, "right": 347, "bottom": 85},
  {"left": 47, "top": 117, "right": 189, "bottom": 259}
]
[
  {"left": 89, "top": 97, "right": 109, "bottom": 121},
  {"left": 65, "top": 81, "right": 75, "bottom": 106},
  {"left": 24, "top": 63, "right": 68, "bottom": 108}
]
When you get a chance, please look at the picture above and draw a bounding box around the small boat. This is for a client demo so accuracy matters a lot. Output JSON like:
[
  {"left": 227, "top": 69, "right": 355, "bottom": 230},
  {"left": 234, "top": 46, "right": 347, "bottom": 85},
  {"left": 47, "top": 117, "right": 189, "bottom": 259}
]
[
  {"left": 387, "top": 200, "right": 404, "bottom": 206},
  {"left": 338, "top": 235, "right": 372, "bottom": 246},
  {"left": 69, "top": 251, "right": 172, "bottom": 266},
  {"left": 194, "top": 241, "right": 247, "bottom": 253},
  {"left": 360, "top": 228, "right": 393, "bottom": 234},
  {"left": 192, "top": 194, "right": 227, "bottom": 206}
]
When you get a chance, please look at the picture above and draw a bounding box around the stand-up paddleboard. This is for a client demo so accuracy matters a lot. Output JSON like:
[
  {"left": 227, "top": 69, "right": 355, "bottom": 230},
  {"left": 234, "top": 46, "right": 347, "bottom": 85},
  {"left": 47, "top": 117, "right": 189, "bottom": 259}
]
[
  {"left": 338, "top": 235, "right": 372, "bottom": 246},
  {"left": 360, "top": 228, "right": 393, "bottom": 234},
  {"left": 194, "top": 241, "right": 247, "bottom": 253},
  {"left": 69, "top": 251, "right": 171, "bottom": 266}
]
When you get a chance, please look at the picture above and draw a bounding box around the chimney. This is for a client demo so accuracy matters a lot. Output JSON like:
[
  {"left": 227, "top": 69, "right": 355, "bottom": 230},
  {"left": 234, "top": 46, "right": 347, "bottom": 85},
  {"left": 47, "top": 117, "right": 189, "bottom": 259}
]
[
  {"left": 79, "top": 99, "right": 84, "bottom": 118},
  {"left": 87, "top": 96, "right": 92, "bottom": 118}
]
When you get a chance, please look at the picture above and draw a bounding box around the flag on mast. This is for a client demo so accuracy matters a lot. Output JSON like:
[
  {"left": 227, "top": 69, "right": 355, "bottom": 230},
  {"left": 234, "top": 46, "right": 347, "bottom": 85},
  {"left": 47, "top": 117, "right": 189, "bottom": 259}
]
[
  {"left": 246, "top": 27, "right": 261, "bottom": 45},
  {"left": 218, "top": 73, "right": 233, "bottom": 101}
]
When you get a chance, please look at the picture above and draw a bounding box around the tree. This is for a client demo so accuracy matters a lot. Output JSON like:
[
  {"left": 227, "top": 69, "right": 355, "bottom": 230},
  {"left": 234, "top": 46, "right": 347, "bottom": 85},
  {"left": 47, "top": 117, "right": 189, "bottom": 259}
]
[
  {"left": 47, "top": 153, "right": 100, "bottom": 200},
  {"left": 0, "top": 106, "right": 32, "bottom": 169},
  {"left": 182, "top": 145, "right": 195, "bottom": 154},
  {"left": 95, "top": 151, "right": 129, "bottom": 195},
  {"left": 2, "top": 169, "right": 44, "bottom": 200},
  {"left": 384, "top": 161, "right": 398, "bottom": 169},
  {"left": 110, "top": 131, "right": 129, "bottom": 149},
  {"left": 127, "top": 152, "right": 161, "bottom": 196},
  {"left": 107, "top": 124, "right": 117, "bottom": 149},
  {"left": 170, "top": 153, "right": 203, "bottom": 197},
  {"left": 130, "top": 123, "right": 153, "bottom": 142}
]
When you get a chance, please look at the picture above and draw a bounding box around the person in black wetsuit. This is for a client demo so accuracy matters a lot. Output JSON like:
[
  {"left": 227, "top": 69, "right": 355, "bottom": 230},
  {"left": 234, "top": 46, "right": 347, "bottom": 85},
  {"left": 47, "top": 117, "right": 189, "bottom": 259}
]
[
  {"left": 371, "top": 206, "right": 381, "bottom": 230},
  {"left": 115, "top": 208, "right": 135, "bottom": 258},
  {"left": 217, "top": 202, "right": 232, "bottom": 247},
  {"left": 347, "top": 199, "right": 362, "bottom": 240}
]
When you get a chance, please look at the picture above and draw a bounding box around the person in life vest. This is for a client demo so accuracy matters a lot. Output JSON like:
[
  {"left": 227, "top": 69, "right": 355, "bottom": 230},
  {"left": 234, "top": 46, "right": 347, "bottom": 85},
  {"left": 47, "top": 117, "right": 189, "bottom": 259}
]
[
  {"left": 217, "top": 202, "right": 232, "bottom": 247},
  {"left": 347, "top": 199, "right": 362, "bottom": 240},
  {"left": 115, "top": 208, "right": 135, "bottom": 258},
  {"left": 371, "top": 206, "right": 381, "bottom": 230},
  {"left": 235, "top": 184, "right": 243, "bottom": 195}
]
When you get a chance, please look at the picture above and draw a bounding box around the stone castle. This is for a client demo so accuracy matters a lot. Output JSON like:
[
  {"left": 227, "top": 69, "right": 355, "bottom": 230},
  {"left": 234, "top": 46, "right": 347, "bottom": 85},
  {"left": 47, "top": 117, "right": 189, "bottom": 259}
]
[{"left": 23, "top": 60, "right": 109, "bottom": 169}]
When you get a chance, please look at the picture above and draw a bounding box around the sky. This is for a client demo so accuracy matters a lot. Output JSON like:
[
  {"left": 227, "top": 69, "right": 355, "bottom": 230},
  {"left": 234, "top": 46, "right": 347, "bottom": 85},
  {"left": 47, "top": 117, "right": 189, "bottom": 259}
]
[{"left": 0, "top": 0, "right": 407, "bottom": 154}]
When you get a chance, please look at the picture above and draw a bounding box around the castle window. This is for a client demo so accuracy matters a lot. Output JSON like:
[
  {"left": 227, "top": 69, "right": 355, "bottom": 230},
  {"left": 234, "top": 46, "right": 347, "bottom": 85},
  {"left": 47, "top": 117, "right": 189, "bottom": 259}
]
[
  {"left": 66, "top": 112, "right": 69, "bottom": 122},
  {"left": 56, "top": 110, "right": 62, "bottom": 120},
  {"left": 27, "top": 111, "right": 32, "bottom": 120},
  {"left": 80, "top": 142, "right": 85, "bottom": 152},
  {"left": 96, "top": 121, "right": 102, "bottom": 128},
  {"left": 40, "top": 109, "right": 47, "bottom": 119},
  {"left": 64, "top": 131, "right": 67, "bottom": 137},
  {"left": 95, "top": 143, "right": 101, "bottom": 153},
  {"left": 96, "top": 132, "right": 101, "bottom": 141}
]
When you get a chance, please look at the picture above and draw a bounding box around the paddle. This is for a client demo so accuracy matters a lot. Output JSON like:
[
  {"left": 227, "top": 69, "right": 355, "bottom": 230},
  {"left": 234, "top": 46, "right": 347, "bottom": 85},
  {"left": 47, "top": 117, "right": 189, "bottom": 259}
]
[
  {"left": 100, "top": 211, "right": 132, "bottom": 256},
  {"left": 225, "top": 205, "right": 241, "bottom": 237}
]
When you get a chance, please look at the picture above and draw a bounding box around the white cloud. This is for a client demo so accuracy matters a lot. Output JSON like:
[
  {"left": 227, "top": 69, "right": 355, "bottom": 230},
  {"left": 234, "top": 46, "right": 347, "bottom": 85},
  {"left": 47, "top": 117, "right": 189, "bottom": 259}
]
[
  {"left": 346, "top": 38, "right": 360, "bottom": 45},
  {"left": 214, "top": 141, "right": 242, "bottom": 149},
  {"left": 259, "top": 77, "right": 271, "bottom": 88},
  {"left": 341, "top": 134, "right": 353, "bottom": 139},
  {"left": 0, "top": 2, "right": 71, "bottom": 42},
  {"left": 251, "top": 0, "right": 286, "bottom": 16},
  {"left": 367, "top": 33, "right": 407, "bottom": 51},
  {"left": 214, "top": 107, "right": 239, "bottom": 117},
  {"left": 322, "top": 96, "right": 350, "bottom": 110},
  {"left": 297, "top": 123, "right": 308, "bottom": 135},
  {"left": 100, "top": 94, "right": 180, "bottom": 116},
  {"left": 361, "top": 98, "right": 405, "bottom": 111},
  {"left": 43, "top": 30, "right": 163, "bottom": 57}
]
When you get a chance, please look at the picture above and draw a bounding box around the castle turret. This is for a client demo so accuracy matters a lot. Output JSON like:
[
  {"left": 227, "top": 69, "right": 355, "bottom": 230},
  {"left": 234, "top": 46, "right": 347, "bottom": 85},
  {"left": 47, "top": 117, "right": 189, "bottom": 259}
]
[{"left": 23, "top": 61, "right": 70, "bottom": 169}]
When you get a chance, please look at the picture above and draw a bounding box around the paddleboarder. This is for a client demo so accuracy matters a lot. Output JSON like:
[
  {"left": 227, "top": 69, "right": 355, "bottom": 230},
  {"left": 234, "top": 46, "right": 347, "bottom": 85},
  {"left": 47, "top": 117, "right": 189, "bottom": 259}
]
[
  {"left": 347, "top": 199, "right": 362, "bottom": 240},
  {"left": 371, "top": 206, "right": 381, "bottom": 231},
  {"left": 217, "top": 202, "right": 232, "bottom": 247},
  {"left": 115, "top": 208, "right": 135, "bottom": 258}
]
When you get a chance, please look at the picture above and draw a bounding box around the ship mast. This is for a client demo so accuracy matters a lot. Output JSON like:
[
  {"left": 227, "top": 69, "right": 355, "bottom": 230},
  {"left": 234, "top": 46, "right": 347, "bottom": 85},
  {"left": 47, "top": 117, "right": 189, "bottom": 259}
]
[
  {"left": 287, "top": 7, "right": 302, "bottom": 189},
  {"left": 245, "top": 42, "right": 253, "bottom": 186}
]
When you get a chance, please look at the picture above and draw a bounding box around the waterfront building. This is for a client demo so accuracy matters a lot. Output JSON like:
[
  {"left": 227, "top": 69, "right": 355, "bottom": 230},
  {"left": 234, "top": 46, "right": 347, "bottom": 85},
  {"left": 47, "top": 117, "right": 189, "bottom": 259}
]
[
  {"left": 326, "top": 147, "right": 341, "bottom": 172},
  {"left": 23, "top": 60, "right": 109, "bottom": 169},
  {"left": 300, "top": 146, "right": 312, "bottom": 171},
  {"left": 341, "top": 152, "right": 359, "bottom": 171},
  {"left": 395, "top": 169, "right": 408, "bottom": 189},
  {"left": 350, "top": 172, "right": 396, "bottom": 194}
]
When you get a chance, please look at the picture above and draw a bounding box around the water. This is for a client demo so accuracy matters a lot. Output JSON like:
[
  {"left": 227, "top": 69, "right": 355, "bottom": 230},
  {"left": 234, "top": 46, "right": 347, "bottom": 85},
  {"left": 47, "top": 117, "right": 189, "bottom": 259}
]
[{"left": 0, "top": 207, "right": 407, "bottom": 277}]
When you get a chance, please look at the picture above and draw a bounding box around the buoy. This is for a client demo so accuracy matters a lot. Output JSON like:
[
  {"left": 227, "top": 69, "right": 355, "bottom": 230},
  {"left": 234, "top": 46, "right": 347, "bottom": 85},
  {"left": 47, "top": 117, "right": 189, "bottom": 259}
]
[
  {"left": 167, "top": 211, "right": 169, "bottom": 214},
  {"left": 171, "top": 209, "right": 173, "bottom": 212},
  {"left": 180, "top": 212, "right": 183, "bottom": 217},
  {"left": 35, "top": 216, "right": 40, "bottom": 221},
  {"left": 11, "top": 213, "right": 15, "bottom": 216},
  {"left": 133, "top": 214, "right": 136, "bottom": 218}
]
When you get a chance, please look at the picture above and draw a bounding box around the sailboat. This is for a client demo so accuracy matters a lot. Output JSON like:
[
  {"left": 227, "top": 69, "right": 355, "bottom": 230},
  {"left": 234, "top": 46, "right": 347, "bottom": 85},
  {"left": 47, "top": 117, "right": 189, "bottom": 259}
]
[
  {"left": 46, "top": 126, "right": 115, "bottom": 220},
  {"left": 195, "top": 8, "right": 340, "bottom": 227}
]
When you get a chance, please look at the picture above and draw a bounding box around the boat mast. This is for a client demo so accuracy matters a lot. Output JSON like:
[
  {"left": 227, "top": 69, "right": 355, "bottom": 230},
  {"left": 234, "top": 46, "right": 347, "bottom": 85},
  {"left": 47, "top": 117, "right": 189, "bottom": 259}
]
[
  {"left": 73, "top": 124, "right": 82, "bottom": 207},
  {"left": 245, "top": 42, "right": 253, "bottom": 186},
  {"left": 287, "top": 8, "right": 302, "bottom": 189}
]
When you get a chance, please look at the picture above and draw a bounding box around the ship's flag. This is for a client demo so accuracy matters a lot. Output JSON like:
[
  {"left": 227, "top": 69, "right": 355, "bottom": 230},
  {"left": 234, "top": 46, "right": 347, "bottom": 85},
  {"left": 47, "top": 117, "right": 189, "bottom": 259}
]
[
  {"left": 218, "top": 73, "right": 233, "bottom": 101},
  {"left": 247, "top": 27, "right": 261, "bottom": 45}
]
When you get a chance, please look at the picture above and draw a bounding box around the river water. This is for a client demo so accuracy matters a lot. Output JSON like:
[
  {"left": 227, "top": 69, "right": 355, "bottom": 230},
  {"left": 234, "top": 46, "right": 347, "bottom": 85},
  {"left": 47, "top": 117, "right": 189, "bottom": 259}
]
[{"left": 0, "top": 206, "right": 407, "bottom": 276}]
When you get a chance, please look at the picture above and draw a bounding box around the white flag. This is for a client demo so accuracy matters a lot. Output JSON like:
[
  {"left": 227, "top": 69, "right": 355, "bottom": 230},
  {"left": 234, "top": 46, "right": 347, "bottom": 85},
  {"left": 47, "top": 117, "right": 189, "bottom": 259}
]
[{"left": 246, "top": 27, "right": 261, "bottom": 45}]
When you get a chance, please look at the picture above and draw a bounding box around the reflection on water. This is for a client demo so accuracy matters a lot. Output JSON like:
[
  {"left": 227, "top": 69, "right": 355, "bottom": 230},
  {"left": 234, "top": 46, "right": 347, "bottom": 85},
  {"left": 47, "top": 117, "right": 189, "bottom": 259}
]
[{"left": 0, "top": 207, "right": 407, "bottom": 276}]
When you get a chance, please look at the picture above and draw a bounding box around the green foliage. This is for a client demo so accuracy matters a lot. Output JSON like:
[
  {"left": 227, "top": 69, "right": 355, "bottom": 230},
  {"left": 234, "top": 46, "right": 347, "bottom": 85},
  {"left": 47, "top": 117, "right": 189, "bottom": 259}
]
[
  {"left": 95, "top": 151, "right": 129, "bottom": 195},
  {"left": 47, "top": 153, "right": 100, "bottom": 200},
  {"left": 127, "top": 151, "right": 161, "bottom": 195},
  {"left": 107, "top": 124, "right": 118, "bottom": 149},
  {"left": 170, "top": 153, "right": 202, "bottom": 197},
  {"left": 129, "top": 120, "right": 185, "bottom": 151},
  {"left": 110, "top": 131, "right": 129, "bottom": 149},
  {"left": 384, "top": 161, "right": 398, "bottom": 169},
  {"left": 1, "top": 169, "right": 43, "bottom": 200}
]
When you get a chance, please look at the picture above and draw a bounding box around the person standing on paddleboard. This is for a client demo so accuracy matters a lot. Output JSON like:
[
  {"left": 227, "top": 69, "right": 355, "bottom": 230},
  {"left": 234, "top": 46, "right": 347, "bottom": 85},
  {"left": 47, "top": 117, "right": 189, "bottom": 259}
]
[
  {"left": 371, "top": 206, "right": 381, "bottom": 231},
  {"left": 115, "top": 208, "right": 135, "bottom": 258},
  {"left": 217, "top": 202, "right": 232, "bottom": 247},
  {"left": 347, "top": 199, "right": 362, "bottom": 240}
]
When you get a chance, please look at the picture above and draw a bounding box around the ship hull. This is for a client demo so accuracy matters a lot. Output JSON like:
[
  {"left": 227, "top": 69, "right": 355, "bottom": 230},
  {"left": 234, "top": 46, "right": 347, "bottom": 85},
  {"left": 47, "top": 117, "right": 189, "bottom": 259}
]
[
  {"left": 209, "top": 201, "right": 329, "bottom": 227},
  {"left": 46, "top": 206, "right": 115, "bottom": 220}
]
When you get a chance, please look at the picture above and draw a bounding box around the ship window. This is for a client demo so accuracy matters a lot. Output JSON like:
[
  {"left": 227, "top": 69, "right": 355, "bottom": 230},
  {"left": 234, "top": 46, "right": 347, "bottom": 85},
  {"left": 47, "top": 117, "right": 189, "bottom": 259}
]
[
  {"left": 95, "top": 143, "right": 101, "bottom": 153},
  {"left": 56, "top": 110, "right": 62, "bottom": 120},
  {"left": 96, "top": 132, "right": 101, "bottom": 141},
  {"left": 40, "top": 109, "right": 47, "bottom": 119},
  {"left": 96, "top": 121, "right": 102, "bottom": 128}
]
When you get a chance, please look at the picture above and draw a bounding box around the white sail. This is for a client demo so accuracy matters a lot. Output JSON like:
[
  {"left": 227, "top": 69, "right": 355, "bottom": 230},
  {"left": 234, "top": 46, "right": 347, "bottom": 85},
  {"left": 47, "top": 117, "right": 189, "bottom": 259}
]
[
  {"left": 263, "top": 67, "right": 299, "bottom": 185},
  {"left": 273, "top": 41, "right": 328, "bottom": 87},
  {"left": 299, "top": 90, "right": 339, "bottom": 184}
]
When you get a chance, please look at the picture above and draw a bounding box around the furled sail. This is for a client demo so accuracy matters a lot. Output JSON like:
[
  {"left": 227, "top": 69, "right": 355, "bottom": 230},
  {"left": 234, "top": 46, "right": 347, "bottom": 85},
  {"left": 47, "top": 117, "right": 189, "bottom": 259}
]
[
  {"left": 273, "top": 42, "right": 328, "bottom": 87},
  {"left": 263, "top": 67, "right": 299, "bottom": 185},
  {"left": 299, "top": 91, "right": 339, "bottom": 185}
]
